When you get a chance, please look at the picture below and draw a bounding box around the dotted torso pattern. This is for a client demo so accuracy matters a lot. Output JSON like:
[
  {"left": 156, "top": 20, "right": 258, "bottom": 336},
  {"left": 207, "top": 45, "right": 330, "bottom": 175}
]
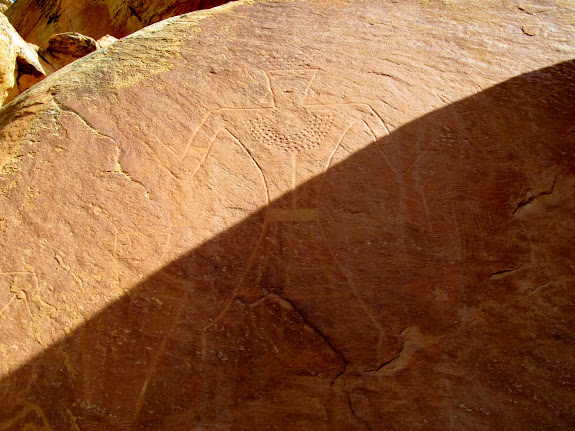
[{"left": 246, "top": 112, "right": 334, "bottom": 153}]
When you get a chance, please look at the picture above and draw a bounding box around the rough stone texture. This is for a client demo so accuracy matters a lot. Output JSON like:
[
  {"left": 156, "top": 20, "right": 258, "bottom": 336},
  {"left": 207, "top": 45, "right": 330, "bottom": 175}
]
[
  {"left": 0, "top": 0, "right": 11, "bottom": 14},
  {"left": 0, "top": 14, "right": 45, "bottom": 106},
  {"left": 38, "top": 32, "right": 99, "bottom": 74},
  {"left": 96, "top": 34, "right": 118, "bottom": 49},
  {"left": 5, "top": 0, "right": 231, "bottom": 48},
  {"left": 0, "top": 0, "right": 574, "bottom": 429}
]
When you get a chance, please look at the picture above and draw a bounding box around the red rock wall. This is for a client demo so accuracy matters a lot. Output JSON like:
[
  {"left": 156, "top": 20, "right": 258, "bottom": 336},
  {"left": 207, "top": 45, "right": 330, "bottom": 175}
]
[
  {"left": 0, "top": 0, "right": 574, "bottom": 429},
  {"left": 5, "top": 0, "right": 230, "bottom": 47}
]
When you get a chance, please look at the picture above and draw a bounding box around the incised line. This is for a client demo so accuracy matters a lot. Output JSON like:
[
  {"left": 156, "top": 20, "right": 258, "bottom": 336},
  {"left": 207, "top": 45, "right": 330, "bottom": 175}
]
[
  {"left": 315, "top": 117, "right": 387, "bottom": 358},
  {"left": 263, "top": 71, "right": 276, "bottom": 108},
  {"left": 0, "top": 294, "right": 17, "bottom": 318},
  {"left": 292, "top": 153, "right": 297, "bottom": 208},
  {"left": 317, "top": 120, "right": 358, "bottom": 198},
  {"left": 182, "top": 111, "right": 212, "bottom": 160},
  {"left": 0, "top": 402, "right": 55, "bottom": 431},
  {"left": 188, "top": 129, "right": 221, "bottom": 181},
  {"left": 133, "top": 297, "right": 188, "bottom": 421},
  {"left": 316, "top": 209, "right": 385, "bottom": 341},
  {"left": 303, "top": 69, "right": 319, "bottom": 102},
  {"left": 200, "top": 221, "right": 269, "bottom": 357},
  {"left": 226, "top": 130, "right": 270, "bottom": 205}
]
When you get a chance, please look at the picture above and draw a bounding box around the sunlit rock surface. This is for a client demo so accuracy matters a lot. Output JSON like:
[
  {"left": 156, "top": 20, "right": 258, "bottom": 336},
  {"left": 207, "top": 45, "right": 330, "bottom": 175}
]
[
  {"left": 0, "top": 14, "right": 44, "bottom": 105},
  {"left": 38, "top": 32, "right": 99, "bottom": 74},
  {"left": 0, "top": 0, "right": 574, "bottom": 429},
  {"left": 0, "top": 0, "right": 11, "bottom": 15}
]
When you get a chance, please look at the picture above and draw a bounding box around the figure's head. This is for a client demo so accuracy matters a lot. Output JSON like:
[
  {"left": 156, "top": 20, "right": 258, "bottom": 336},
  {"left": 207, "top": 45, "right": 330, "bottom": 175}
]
[{"left": 267, "top": 70, "right": 317, "bottom": 108}]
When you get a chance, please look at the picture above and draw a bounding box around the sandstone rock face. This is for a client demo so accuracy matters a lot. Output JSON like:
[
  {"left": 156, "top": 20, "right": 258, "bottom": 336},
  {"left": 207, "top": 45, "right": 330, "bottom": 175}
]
[
  {"left": 0, "top": 13, "right": 44, "bottom": 105},
  {"left": 0, "top": 0, "right": 574, "bottom": 429},
  {"left": 39, "top": 32, "right": 99, "bottom": 74},
  {"left": 0, "top": 0, "right": 11, "bottom": 14},
  {"left": 5, "top": 0, "right": 230, "bottom": 48},
  {"left": 96, "top": 34, "right": 118, "bottom": 49}
]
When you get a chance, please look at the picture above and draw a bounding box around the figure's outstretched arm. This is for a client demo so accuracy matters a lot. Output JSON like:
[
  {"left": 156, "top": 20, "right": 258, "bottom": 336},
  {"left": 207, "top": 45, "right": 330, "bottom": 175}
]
[
  {"left": 143, "top": 111, "right": 226, "bottom": 180},
  {"left": 354, "top": 103, "right": 390, "bottom": 140}
]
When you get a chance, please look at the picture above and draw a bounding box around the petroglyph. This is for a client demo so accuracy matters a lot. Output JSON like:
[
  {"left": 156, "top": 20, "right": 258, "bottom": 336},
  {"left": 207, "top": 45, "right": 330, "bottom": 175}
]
[
  {"left": 0, "top": 272, "right": 39, "bottom": 320},
  {"left": 160, "top": 70, "right": 392, "bottom": 367},
  {"left": 246, "top": 112, "right": 334, "bottom": 153},
  {"left": 2, "top": 0, "right": 575, "bottom": 428},
  {"left": 150, "top": 70, "right": 388, "bottom": 200}
]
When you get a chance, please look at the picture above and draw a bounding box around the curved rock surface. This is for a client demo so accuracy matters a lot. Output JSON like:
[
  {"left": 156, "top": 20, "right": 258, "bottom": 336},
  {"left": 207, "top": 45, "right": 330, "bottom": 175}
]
[
  {"left": 5, "top": 0, "right": 230, "bottom": 48},
  {"left": 0, "top": 0, "right": 11, "bottom": 14},
  {"left": 0, "top": 0, "right": 574, "bottom": 429},
  {"left": 39, "top": 32, "right": 99, "bottom": 74},
  {"left": 0, "top": 13, "right": 44, "bottom": 105}
]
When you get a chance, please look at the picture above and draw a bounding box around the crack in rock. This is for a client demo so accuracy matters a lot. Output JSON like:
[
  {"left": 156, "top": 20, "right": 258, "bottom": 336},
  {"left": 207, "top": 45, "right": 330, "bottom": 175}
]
[
  {"left": 512, "top": 175, "right": 557, "bottom": 215},
  {"left": 271, "top": 293, "right": 348, "bottom": 363},
  {"left": 489, "top": 266, "right": 522, "bottom": 279},
  {"left": 52, "top": 98, "right": 153, "bottom": 200},
  {"left": 374, "top": 342, "right": 404, "bottom": 372},
  {"left": 128, "top": 5, "right": 144, "bottom": 24},
  {"left": 245, "top": 292, "right": 349, "bottom": 385},
  {"left": 347, "top": 393, "right": 371, "bottom": 431}
]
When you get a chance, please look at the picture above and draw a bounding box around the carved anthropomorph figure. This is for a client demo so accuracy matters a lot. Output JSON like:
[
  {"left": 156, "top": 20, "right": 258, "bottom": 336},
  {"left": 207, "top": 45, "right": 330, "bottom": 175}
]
[
  {"left": 40, "top": 70, "right": 395, "bottom": 428},
  {"left": 162, "top": 69, "right": 392, "bottom": 367}
]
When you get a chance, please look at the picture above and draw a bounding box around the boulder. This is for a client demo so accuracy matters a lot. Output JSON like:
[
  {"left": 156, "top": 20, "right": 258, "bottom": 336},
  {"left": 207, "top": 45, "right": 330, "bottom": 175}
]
[
  {"left": 0, "top": 0, "right": 11, "bottom": 14},
  {"left": 96, "top": 33, "right": 118, "bottom": 49},
  {"left": 0, "top": 0, "right": 574, "bottom": 429},
  {"left": 5, "top": 0, "right": 231, "bottom": 48},
  {"left": 0, "top": 13, "right": 44, "bottom": 105},
  {"left": 38, "top": 32, "right": 99, "bottom": 74}
]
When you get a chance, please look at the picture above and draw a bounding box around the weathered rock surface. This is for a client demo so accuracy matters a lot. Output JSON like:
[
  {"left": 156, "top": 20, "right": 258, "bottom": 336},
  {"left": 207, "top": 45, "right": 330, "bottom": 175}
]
[
  {"left": 0, "top": 0, "right": 574, "bottom": 429},
  {"left": 0, "top": 0, "right": 11, "bottom": 14},
  {"left": 96, "top": 33, "right": 118, "bottom": 49},
  {"left": 38, "top": 32, "right": 99, "bottom": 74},
  {"left": 0, "top": 13, "right": 44, "bottom": 105},
  {"left": 5, "top": 0, "right": 230, "bottom": 48}
]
